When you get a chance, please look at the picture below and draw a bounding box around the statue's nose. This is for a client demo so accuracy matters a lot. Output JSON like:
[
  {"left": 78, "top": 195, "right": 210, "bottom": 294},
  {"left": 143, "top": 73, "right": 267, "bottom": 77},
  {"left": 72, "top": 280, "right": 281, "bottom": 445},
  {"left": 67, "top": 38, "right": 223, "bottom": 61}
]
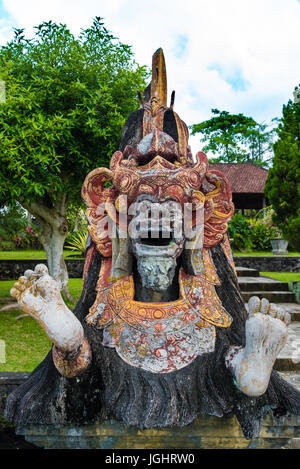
[{"left": 135, "top": 127, "right": 179, "bottom": 164}]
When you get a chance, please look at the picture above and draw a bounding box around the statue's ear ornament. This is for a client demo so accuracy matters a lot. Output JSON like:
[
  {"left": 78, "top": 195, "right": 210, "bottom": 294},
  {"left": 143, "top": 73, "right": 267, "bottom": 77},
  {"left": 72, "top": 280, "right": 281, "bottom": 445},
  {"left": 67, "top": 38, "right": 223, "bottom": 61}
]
[
  {"left": 202, "top": 170, "right": 234, "bottom": 249},
  {"left": 81, "top": 167, "right": 114, "bottom": 257}
]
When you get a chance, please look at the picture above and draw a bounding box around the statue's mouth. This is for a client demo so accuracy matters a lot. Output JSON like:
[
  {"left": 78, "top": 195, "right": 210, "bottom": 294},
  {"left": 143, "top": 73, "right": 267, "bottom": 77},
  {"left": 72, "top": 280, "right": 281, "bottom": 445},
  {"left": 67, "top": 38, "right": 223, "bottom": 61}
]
[
  {"left": 129, "top": 195, "right": 184, "bottom": 258},
  {"left": 139, "top": 227, "right": 174, "bottom": 247},
  {"left": 131, "top": 227, "right": 183, "bottom": 258}
]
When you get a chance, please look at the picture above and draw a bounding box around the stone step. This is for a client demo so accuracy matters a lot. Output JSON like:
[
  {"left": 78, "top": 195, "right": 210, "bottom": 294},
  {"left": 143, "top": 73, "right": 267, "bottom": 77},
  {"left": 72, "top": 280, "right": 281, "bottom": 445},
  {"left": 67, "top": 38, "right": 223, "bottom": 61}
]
[
  {"left": 275, "top": 322, "right": 300, "bottom": 372},
  {"left": 14, "top": 413, "right": 300, "bottom": 449},
  {"left": 278, "top": 371, "right": 300, "bottom": 391},
  {"left": 238, "top": 276, "right": 290, "bottom": 292},
  {"left": 242, "top": 291, "right": 296, "bottom": 303},
  {"left": 236, "top": 266, "right": 259, "bottom": 277},
  {"left": 278, "top": 303, "right": 300, "bottom": 322}
]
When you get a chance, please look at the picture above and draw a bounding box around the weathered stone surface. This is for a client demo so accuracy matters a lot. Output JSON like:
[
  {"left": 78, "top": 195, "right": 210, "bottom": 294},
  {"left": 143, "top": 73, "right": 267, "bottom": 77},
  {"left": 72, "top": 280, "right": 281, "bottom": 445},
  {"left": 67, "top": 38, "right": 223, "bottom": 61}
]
[
  {"left": 1, "top": 369, "right": 299, "bottom": 449},
  {"left": 239, "top": 276, "right": 291, "bottom": 292},
  {"left": 236, "top": 266, "right": 259, "bottom": 277},
  {"left": 275, "top": 322, "right": 300, "bottom": 371},
  {"left": 14, "top": 412, "right": 300, "bottom": 449},
  {"left": 277, "top": 303, "right": 300, "bottom": 322},
  {"left": 0, "top": 259, "right": 84, "bottom": 280},
  {"left": 234, "top": 255, "right": 300, "bottom": 273},
  {"left": 0, "top": 373, "right": 30, "bottom": 422},
  {"left": 242, "top": 291, "right": 296, "bottom": 303}
]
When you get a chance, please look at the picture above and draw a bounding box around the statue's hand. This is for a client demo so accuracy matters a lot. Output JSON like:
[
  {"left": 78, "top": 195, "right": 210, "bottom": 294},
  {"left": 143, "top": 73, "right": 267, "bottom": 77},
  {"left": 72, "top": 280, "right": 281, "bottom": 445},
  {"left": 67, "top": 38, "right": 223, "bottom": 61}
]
[
  {"left": 225, "top": 296, "right": 290, "bottom": 397},
  {"left": 11, "top": 264, "right": 84, "bottom": 353}
]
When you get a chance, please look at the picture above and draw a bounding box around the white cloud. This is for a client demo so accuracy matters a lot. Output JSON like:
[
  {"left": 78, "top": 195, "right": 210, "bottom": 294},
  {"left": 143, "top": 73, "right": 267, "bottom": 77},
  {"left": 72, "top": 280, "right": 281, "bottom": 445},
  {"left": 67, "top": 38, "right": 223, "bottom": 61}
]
[{"left": 1, "top": 0, "right": 300, "bottom": 154}]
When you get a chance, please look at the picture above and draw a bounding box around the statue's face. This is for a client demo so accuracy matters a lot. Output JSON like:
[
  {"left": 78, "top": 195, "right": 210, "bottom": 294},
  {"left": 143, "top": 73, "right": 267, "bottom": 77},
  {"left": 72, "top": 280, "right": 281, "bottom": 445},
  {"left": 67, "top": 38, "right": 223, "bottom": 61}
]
[{"left": 129, "top": 195, "right": 184, "bottom": 292}]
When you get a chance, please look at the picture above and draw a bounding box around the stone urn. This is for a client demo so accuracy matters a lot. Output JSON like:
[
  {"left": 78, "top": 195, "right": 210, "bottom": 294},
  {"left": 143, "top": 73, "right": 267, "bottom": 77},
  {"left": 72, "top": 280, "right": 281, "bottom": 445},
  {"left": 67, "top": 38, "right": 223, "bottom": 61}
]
[{"left": 270, "top": 238, "right": 289, "bottom": 255}]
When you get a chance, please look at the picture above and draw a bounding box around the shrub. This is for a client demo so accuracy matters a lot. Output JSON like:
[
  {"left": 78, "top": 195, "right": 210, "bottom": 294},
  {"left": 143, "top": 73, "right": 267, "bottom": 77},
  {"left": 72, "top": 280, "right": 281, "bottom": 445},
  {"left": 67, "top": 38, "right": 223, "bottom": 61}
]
[
  {"left": 249, "top": 218, "right": 276, "bottom": 250},
  {"left": 228, "top": 212, "right": 253, "bottom": 251},
  {"left": 0, "top": 240, "right": 16, "bottom": 251},
  {"left": 64, "top": 231, "right": 87, "bottom": 256},
  {"left": 10, "top": 227, "right": 42, "bottom": 250}
]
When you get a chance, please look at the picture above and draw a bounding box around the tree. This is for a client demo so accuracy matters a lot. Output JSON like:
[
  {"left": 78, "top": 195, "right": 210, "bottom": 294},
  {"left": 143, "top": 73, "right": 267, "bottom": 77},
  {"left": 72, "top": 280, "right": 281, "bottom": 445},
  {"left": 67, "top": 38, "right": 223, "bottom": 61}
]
[
  {"left": 190, "top": 109, "right": 275, "bottom": 166},
  {"left": 0, "top": 201, "right": 27, "bottom": 239},
  {"left": 0, "top": 18, "right": 148, "bottom": 299},
  {"left": 264, "top": 99, "right": 300, "bottom": 249}
]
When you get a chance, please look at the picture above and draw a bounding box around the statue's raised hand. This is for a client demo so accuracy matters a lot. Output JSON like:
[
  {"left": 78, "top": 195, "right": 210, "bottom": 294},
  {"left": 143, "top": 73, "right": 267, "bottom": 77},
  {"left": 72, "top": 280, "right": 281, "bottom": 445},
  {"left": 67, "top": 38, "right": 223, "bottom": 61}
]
[{"left": 11, "top": 264, "right": 84, "bottom": 354}]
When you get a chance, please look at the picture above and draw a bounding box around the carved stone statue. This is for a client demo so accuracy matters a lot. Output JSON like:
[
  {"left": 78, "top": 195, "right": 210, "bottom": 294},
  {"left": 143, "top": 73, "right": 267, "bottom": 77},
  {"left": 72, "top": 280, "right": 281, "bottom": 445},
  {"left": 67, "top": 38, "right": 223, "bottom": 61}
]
[{"left": 5, "top": 49, "right": 300, "bottom": 440}]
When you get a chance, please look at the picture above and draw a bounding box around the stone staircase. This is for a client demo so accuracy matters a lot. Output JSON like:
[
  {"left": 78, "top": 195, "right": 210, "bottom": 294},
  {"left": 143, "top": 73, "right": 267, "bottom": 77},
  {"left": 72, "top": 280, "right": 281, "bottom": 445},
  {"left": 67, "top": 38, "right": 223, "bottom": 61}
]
[
  {"left": 237, "top": 266, "right": 300, "bottom": 388},
  {"left": 237, "top": 266, "right": 296, "bottom": 303}
]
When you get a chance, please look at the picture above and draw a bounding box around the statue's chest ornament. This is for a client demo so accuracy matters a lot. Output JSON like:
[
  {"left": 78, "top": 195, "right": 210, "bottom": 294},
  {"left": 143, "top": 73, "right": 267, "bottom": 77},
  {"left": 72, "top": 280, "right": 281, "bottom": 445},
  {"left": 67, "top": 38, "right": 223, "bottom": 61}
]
[{"left": 86, "top": 268, "right": 232, "bottom": 373}]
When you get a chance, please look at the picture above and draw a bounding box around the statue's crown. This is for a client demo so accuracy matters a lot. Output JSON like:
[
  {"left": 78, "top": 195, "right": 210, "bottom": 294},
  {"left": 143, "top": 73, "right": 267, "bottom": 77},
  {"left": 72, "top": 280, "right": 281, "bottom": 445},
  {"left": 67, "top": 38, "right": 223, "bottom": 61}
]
[{"left": 119, "top": 48, "right": 192, "bottom": 167}]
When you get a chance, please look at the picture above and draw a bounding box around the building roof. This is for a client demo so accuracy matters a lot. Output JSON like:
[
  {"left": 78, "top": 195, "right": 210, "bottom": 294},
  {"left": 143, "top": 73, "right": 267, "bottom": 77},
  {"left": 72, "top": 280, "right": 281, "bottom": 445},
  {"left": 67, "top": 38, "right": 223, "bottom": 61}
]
[{"left": 208, "top": 163, "right": 268, "bottom": 194}]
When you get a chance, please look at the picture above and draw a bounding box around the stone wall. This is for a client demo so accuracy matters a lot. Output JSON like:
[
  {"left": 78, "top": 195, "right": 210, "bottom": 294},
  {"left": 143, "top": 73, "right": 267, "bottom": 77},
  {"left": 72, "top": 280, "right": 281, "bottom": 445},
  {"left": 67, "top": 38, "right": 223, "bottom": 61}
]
[
  {"left": 0, "top": 256, "right": 299, "bottom": 280},
  {"left": 0, "top": 373, "right": 30, "bottom": 420},
  {"left": 234, "top": 256, "right": 300, "bottom": 273},
  {"left": 0, "top": 259, "right": 84, "bottom": 280}
]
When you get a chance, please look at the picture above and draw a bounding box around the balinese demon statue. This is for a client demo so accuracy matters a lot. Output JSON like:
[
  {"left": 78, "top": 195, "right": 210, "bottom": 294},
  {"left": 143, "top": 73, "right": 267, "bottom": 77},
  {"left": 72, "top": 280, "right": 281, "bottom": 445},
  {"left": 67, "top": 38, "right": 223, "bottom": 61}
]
[{"left": 5, "top": 49, "right": 300, "bottom": 440}]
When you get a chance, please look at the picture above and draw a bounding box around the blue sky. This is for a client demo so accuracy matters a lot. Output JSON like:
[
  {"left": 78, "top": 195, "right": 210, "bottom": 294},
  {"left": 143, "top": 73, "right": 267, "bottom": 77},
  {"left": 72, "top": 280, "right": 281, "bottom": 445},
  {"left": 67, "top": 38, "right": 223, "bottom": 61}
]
[
  {"left": 207, "top": 64, "right": 250, "bottom": 92},
  {"left": 0, "top": 0, "right": 299, "bottom": 154}
]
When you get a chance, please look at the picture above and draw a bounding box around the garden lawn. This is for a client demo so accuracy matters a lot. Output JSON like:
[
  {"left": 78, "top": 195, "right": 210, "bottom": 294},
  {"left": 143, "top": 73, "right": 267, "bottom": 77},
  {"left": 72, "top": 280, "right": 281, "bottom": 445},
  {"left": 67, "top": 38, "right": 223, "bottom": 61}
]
[
  {"left": 233, "top": 251, "right": 300, "bottom": 256},
  {"left": 0, "top": 278, "right": 83, "bottom": 372},
  {"left": 0, "top": 250, "right": 83, "bottom": 260},
  {"left": 260, "top": 272, "right": 300, "bottom": 283}
]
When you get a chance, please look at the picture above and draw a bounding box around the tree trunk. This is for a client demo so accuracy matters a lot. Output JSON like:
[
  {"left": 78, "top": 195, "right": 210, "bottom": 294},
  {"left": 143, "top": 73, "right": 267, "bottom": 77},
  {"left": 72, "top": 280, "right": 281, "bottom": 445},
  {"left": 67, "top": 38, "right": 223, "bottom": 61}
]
[
  {"left": 39, "top": 220, "right": 75, "bottom": 302},
  {"left": 21, "top": 194, "right": 75, "bottom": 303}
]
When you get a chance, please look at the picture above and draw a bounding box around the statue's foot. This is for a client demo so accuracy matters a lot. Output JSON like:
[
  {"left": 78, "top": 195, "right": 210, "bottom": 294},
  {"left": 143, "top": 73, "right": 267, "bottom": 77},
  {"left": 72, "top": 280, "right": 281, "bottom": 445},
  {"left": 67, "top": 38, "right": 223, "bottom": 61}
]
[
  {"left": 10, "top": 264, "right": 60, "bottom": 318},
  {"left": 226, "top": 296, "right": 290, "bottom": 397},
  {"left": 11, "top": 264, "right": 83, "bottom": 352},
  {"left": 246, "top": 296, "right": 291, "bottom": 357}
]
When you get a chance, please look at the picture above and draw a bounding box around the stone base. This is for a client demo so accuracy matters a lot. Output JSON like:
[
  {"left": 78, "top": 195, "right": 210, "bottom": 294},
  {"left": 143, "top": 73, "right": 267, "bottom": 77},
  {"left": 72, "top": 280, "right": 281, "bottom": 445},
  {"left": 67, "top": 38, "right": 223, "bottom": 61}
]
[
  {"left": 16, "top": 413, "right": 300, "bottom": 449},
  {"left": 272, "top": 250, "right": 289, "bottom": 256}
]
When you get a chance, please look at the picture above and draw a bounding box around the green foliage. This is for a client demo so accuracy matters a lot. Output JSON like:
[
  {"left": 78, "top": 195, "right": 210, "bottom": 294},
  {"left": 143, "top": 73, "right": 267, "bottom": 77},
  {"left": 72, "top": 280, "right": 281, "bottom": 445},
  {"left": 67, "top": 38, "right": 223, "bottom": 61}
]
[
  {"left": 0, "top": 18, "right": 149, "bottom": 207},
  {"left": 66, "top": 203, "right": 87, "bottom": 233},
  {"left": 0, "top": 202, "right": 27, "bottom": 238},
  {"left": 0, "top": 202, "right": 41, "bottom": 251},
  {"left": 248, "top": 218, "right": 276, "bottom": 250},
  {"left": 264, "top": 99, "right": 300, "bottom": 249},
  {"left": 190, "top": 109, "right": 275, "bottom": 166},
  {"left": 0, "top": 202, "right": 42, "bottom": 249},
  {"left": 64, "top": 230, "right": 87, "bottom": 256},
  {"left": 0, "top": 240, "right": 15, "bottom": 251},
  {"left": 228, "top": 212, "right": 253, "bottom": 251}
]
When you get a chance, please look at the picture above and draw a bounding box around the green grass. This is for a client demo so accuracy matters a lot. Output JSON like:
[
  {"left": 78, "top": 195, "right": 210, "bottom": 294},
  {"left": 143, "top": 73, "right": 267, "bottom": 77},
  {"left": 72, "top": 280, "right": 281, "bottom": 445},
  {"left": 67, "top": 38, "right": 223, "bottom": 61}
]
[
  {"left": 0, "top": 278, "right": 83, "bottom": 372},
  {"left": 0, "top": 311, "right": 52, "bottom": 372},
  {"left": 233, "top": 251, "right": 300, "bottom": 257},
  {"left": 260, "top": 272, "right": 300, "bottom": 283},
  {"left": 0, "top": 278, "right": 83, "bottom": 300},
  {"left": 0, "top": 250, "right": 83, "bottom": 260},
  {"left": 0, "top": 280, "right": 16, "bottom": 298}
]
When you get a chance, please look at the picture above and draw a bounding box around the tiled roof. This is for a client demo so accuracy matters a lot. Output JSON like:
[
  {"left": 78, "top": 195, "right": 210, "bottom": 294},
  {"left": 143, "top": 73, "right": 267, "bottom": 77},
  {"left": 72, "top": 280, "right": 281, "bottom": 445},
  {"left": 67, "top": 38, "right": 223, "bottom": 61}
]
[{"left": 208, "top": 163, "right": 268, "bottom": 194}]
